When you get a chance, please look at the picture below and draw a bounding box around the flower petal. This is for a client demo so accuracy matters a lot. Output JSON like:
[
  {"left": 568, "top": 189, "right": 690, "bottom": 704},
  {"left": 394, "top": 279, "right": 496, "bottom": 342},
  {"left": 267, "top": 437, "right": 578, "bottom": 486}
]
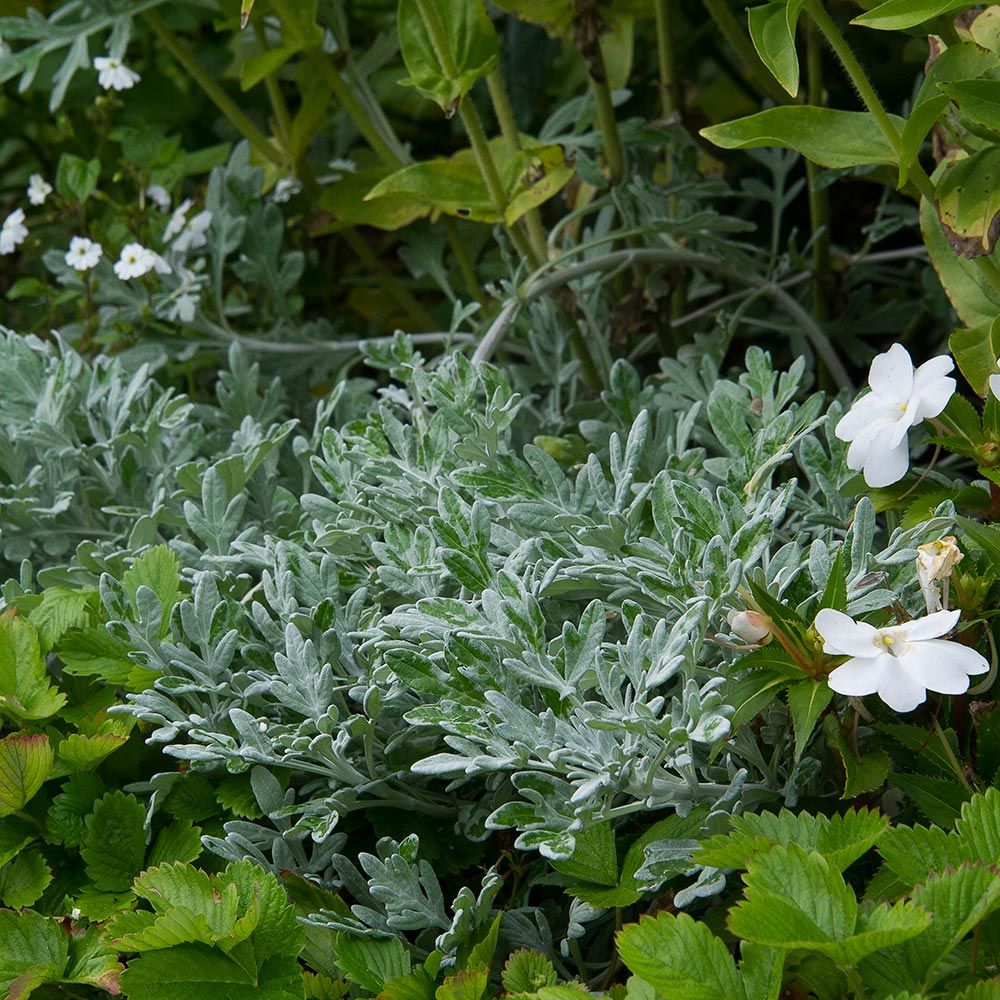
[
  {"left": 815, "top": 609, "right": 880, "bottom": 657},
  {"left": 990, "top": 373, "right": 1000, "bottom": 403},
  {"left": 862, "top": 437, "right": 909, "bottom": 488},
  {"left": 875, "top": 660, "right": 927, "bottom": 712},
  {"left": 912, "top": 354, "right": 954, "bottom": 392},
  {"left": 897, "top": 643, "right": 971, "bottom": 695},
  {"left": 827, "top": 656, "right": 880, "bottom": 696},
  {"left": 910, "top": 638, "right": 989, "bottom": 677},
  {"left": 911, "top": 375, "right": 956, "bottom": 422},
  {"left": 868, "top": 343, "right": 913, "bottom": 405},
  {"left": 834, "top": 393, "right": 898, "bottom": 442},
  {"left": 884, "top": 609, "right": 959, "bottom": 642},
  {"left": 845, "top": 418, "right": 896, "bottom": 473}
]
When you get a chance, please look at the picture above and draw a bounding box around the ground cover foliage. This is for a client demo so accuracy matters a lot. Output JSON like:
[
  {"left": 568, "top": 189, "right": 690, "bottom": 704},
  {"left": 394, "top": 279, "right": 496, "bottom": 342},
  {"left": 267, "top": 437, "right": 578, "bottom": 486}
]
[{"left": 6, "top": 0, "right": 1000, "bottom": 996}]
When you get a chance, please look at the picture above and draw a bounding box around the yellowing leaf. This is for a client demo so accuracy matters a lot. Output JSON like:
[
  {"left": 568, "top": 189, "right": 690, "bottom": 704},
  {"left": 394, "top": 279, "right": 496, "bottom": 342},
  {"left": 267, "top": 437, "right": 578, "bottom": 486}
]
[{"left": 0, "top": 733, "right": 53, "bottom": 817}]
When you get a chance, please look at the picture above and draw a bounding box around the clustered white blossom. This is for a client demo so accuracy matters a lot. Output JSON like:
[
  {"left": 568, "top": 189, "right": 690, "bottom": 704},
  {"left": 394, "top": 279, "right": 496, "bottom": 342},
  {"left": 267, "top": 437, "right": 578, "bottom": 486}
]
[
  {"left": 146, "top": 185, "right": 172, "bottom": 212},
  {"left": 26, "top": 174, "right": 52, "bottom": 206},
  {"left": 93, "top": 55, "right": 140, "bottom": 92},
  {"left": 816, "top": 607, "right": 987, "bottom": 712},
  {"left": 835, "top": 343, "right": 955, "bottom": 488},
  {"left": 0, "top": 208, "right": 27, "bottom": 255},
  {"left": 164, "top": 199, "right": 212, "bottom": 253},
  {"left": 65, "top": 236, "right": 103, "bottom": 272},
  {"left": 114, "top": 243, "right": 170, "bottom": 280}
]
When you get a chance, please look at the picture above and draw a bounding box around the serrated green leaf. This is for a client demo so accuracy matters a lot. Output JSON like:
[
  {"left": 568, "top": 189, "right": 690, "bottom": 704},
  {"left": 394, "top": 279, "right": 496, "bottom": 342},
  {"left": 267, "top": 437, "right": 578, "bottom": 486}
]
[
  {"left": 0, "top": 613, "right": 66, "bottom": 722},
  {"left": 617, "top": 912, "right": 748, "bottom": 1000},
  {"left": 81, "top": 790, "right": 147, "bottom": 892},
  {"left": 0, "top": 733, "right": 53, "bottom": 817},
  {"left": 334, "top": 934, "right": 411, "bottom": 994},
  {"left": 147, "top": 820, "right": 203, "bottom": 867},
  {"left": 45, "top": 773, "right": 105, "bottom": 848},
  {"left": 0, "top": 849, "right": 51, "bottom": 908},
  {"left": 501, "top": 950, "right": 558, "bottom": 993},
  {"left": 27, "top": 586, "right": 94, "bottom": 650},
  {"left": 122, "top": 546, "right": 182, "bottom": 636}
]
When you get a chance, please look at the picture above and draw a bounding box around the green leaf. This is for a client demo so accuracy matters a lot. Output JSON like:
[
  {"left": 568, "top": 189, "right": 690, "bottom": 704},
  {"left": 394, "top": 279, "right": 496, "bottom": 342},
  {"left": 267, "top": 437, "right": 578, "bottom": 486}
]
[
  {"left": 728, "top": 670, "right": 791, "bottom": 730},
  {"left": 147, "top": 820, "right": 203, "bottom": 867},
  {"left": 936, "top": 148, "right": 1000, "bottom": 257},
  {"left": 436, "top": 968, "right": 488, "bottom": 1000},
  {"left": 893, "top": 772, "right": 970, "bottom": 827},
  {"left": 551, "top": 821, "right": 618, "bottom": 887},
  {"left": 27, "top": 586, "right": 93, "bottom": 650},
  {"left": 45, "top": 773, "right": 104, "bottom": 848},
  {"left": 941, "top": 79, "right": 1000, "bottom": 134},
  {"left": 701, "top": 107, "right": 901, "bottom": 169},
  {"left": 617, "top": 912, "right": 748, "bottom": 1000},
  {"left": 319, "top": 167, "right": 431, "bottom": 232},
  {"left": 55, "top": 154, "right": 100, "bottom": 203},
  {"left": 0, "top": 613, "right": 66, "bottom": 722},
  {"left": 80, "top": 790, "right": 148, "bottom": 892},
  {"left": 366, "top": 141, "right": 574, "bottom": 225},
  {"left": 728, "top": 846, "right": 930, "bottom": 964},
  {"left": 851, "top": 0, "right": 973, "bottom": 29},
  {"left": 0, "top": 733, "right": 53, "bottom": 817},
  {"left": 58, "top": 625, "right": 138, "bottom": 686},
  {"left": 122, "top": 545, "right": 182, "bottom": 636},
  {"left": 0, "top": 849, "right": 51, "bottom": 908},
  {"left": 397, "top": 0, "right": 499, "bottom": 113},
  {"left": 898, "top": 95, "right": 948, "bottom": 187},
  {"left": 921, "top": 190, "right": 1000, "bottom": 326},
  {"left": 823, "top": 715, "right": 891, "bottom": 799},
  {"left": 501, "top": 951, "right": 558, "bottom": 993},
  {"left": 333, "top": 935, "right": 411, "bottom": 994},
  {"left": 787, "top": 680, "right": 834, "bottom": 762},
  {"left": 747, "top": 0, "right": 805, "bottom": 98},
  {"left": 118, "top": 943, "right": 304, "bottom": 1000},
  {"left": 0, "top": 816, "right": 37, "bottom": 866},
  {"left": 0, "top": 910, "right": 68, "bottom": 1000},
  {"left": 56, "top": 731, "right": 129, "bottom": 773},
  {"left": 950, "top": 317, "right": 1000, "bottom": 396}
]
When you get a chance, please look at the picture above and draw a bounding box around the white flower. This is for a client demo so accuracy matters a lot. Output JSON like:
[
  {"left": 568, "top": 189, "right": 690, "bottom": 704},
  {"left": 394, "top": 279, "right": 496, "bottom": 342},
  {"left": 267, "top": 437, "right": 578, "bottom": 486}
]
[
  {"left": 271, "top": 177, "right": 300, "bottom": 203},
  {"left": 114, "top": 242, "right": 170, "bottom": 280},
  {"left": 64, "top": 236, "right": 103, "bottom": 271},
  {"left": 146, "top": 185, "right": 171, "bottom": 212},
  {"left": 26, "top": 174, "right": 52, "bottom": 206},
  {"left": 93, "top": 56, "right": 140, "bottom": 92},
  {"left": 816, "top": 607, "right": 987, "bottom": 712},
  {"left": 916, "top": 536, "right": 963, "bottom": 614},
  {"left": 0, "top": 208, "right": 27, "bottom": 255},
  {"left": 172, "top": 210, "right": 211, "bottom": 254},
  {"left": 835, "top": 344, "right": 955, "bottom": 489},
  {"left": 163, "top": 199, "right": 193, "bottom": 242},
  {"left": 727, "top": 610, "right": 772, "bottom": 644}
]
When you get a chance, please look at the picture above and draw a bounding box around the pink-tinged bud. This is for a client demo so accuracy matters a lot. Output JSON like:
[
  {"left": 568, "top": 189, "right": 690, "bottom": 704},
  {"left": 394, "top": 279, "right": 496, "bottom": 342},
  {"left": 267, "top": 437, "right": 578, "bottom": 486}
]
[{"left": 727, "top": 610, "right": 772, "bottom": 644}]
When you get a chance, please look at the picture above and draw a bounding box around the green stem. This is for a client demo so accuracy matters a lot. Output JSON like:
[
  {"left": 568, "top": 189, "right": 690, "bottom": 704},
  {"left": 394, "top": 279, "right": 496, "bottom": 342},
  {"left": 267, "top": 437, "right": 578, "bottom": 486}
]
[
  {"left": 588, "top": 49, "right": 625, "bottom": 186},
  {"left": 932, "top": 716, "right": 975, "bottom": 794},
  {"left": 310, "top": 52, "right": 401, "bottom": 168},
  {"left": 144, "top": 10, "right": 284, "bottom": 167},
  {"left": 654, "top": 0, "right": 680, "bottom": 119},
  {"left": 700, "top": 0, "right": 789, "bottom": 105},
  {"left": 342, "top": 228, "right": 436, "bottom": 330},
  {"left": 254, "top": 22, "right": 294, "bottom": 161},
  {"left": 805, "top": 23, "right": 831, "bottom": 324},
  {"left": 442, "top": 218, "right": 485, "bottom": 302},
  {"left": 485, "top": 69, "right": 549, "bottom": 262}
]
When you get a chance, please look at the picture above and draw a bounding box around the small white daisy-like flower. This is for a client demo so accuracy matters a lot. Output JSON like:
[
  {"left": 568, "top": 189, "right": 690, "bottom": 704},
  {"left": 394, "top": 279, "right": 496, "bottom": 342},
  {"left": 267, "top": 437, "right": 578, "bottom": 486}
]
[
  {"left": 26, "top": 174, "right": 52, "bottom": 206},
  {"left": 114, "top": 242, "right": 166, "bottom": 280},
  {"left": 93, "top": 55, "right": 140, "bottom": 92},
  {"left": 64, "top": 236, "right": 103, "bottom": 272},
  {"left": 146, "top": 184, "right": 171, "bottom": 212},
  {"left": 0, "top": 208, "right": 27, "bottom": 255}
]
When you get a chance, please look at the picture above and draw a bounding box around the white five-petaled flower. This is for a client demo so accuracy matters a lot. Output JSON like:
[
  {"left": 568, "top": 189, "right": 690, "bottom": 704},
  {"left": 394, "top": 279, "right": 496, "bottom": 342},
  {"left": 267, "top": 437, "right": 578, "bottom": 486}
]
[
  {"left": 0, "top": 208, "right": 27, "bottom": 255},
  {"left": 816, "top": 607, "right": 987, "bottom": 713},
  {"left": 114, "top": 242, "right": 170, "bottom": 280},
  {"left": 835, "top": 344, "right": 955, "bottom": 489},
  {"left": 26, "top": 174, "right": 52, "bottom": 206},
  {"left": 93, "top": 56, "right": 140, "bottom": 92},
  {"left": 65, "top": 236, "right": 103, "bottom": 272}
]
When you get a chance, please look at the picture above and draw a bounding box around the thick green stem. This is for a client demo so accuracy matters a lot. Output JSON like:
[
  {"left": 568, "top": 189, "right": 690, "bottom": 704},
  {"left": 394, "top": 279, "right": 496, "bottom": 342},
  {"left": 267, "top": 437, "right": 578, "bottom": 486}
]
[
  {"left": 486, "top": 69, "right": 549, "bottom": 262},
  {"left": 254, "top": 23, "right": 295, "bottom": 167},
  {"left": 654, "top": 0, "right": 680, "bottom": 120},
  {"left": 589, "top": 51, "right": 625, "bottom": 186},
  {"left": 442, "top": 218, "right": 485, "bottom": 301},
  {"left": 145, "top": 10, "right": 284, "bottom": 167},
  {"left": 701, "top": 0, "right": 789, "bottom": 105}
]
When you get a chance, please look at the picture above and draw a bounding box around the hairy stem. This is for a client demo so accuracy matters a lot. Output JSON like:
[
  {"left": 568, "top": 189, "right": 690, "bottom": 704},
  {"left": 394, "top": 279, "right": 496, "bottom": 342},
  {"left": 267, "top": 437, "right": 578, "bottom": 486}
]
[
  {"left": 589, "top": 51, "right": 625, "bottom": 186},
  {"left": 654, "top": 0, "right": 680, "bottom": 119}
]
